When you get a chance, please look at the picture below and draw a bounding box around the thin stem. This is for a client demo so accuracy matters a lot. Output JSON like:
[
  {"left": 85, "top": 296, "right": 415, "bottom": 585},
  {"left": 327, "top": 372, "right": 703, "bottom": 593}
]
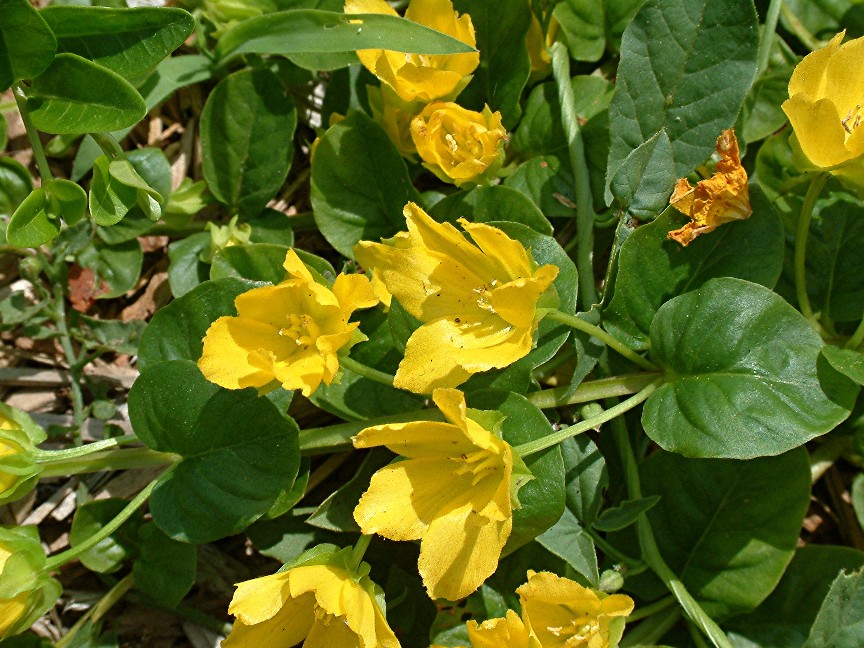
[
  {"left": 56, "top": 574, "right": 134, "bottom": 648},
  {"left": 544, "top": 310, "right": 658, "bottom": 371},
  {"left": 626, "top": 594, "right": 676, "bottom": 623},
  {"left": 845, "top": 316, "right": 864, "bottom": 350},
  {"left": 45, "top": 477, "right": 160, "bottom": 571},
  {"left": 90, "top": 132, "right": 126, "bottom": 159},
  {"left": 37, "top": 446, "right": 177, "bottom": 478},
  {"left": 52, "top": 282, "right": 86, "bottom": 438},
  {"left": 551, "top": 41, "right": 597, "bottom": 310},
  {"left": 585, "top": 527, "right": 644, "bottom": 568},
  {"left": 780, "top": 3, "right": 822, "bottom": 51},
  {"left": 352, "top": 534, "right": 372, "bottom": 569},
  {"left": 756, "top": 0, "right": 784, "bottom": 77},
  {"left": 526, "top": 373, "right": 661, "bottom": 409},
  {"left": 299, "top": 410, "right": 445, "bottom": 455},
  {"left": 794, "top": 174, "right": 828, "bottom": 325},
  {"left": 12, "top": 83, "right": 53, "bottom": 181},
  {"left": 33, "top": 434, "right": 138, "bottom": 463},
  {"left": 614, "top": 427, "right": 733, "bottom": 648},
  {"left": 339, "top": 356, "right": 395, "bottom": 387},
  {"left": 514, "top": 379, "right": 662, "bottom": 457},
  {"left": 621, "top": 607, "right": 682, "bottom": 647}
]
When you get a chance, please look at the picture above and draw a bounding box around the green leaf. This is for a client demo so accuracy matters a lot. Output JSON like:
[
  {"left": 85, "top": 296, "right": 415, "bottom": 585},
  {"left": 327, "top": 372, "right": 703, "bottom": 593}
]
[
  {"left": 133, "top": 523, "right": 196, "bottom": 608},
  {"left": 69, "top": 499, "right": 143, "bottom": 574},
  {"left": 644, "top": 278, "right": 857, "bottom": 458},
  {"left": 40, "top": 6, "right": 194, "bottom": 79},
  {"left": 247, "top": 208, "right": 295, "bottom": 247},
  {"left": 26, "top": 53, "right": 146, "bottom": 134},
  {"left": 536, "top": 508, "right": 599, "bottom": 586},
  {"left": 822, "top": 346, "right": 864, "bottom": 386},
  {"left": 137, "top": 277, "right": 257, "bottom": 371},
  {"left": 129, "top": 360, "right": 300, "bottom": 543},
  {"left": 604, "top": 188, "right": 784, "bottom": 350},
  {"left": 77, "top": 238, "right": 143, "bottom": 299},
  {"left": 452, "top": 0, "right": 531, "bottom": 128},
  {"left": 200, "top": 67, "right": 297, "bottom": 218},
  {"left": 609, "top": 129, "right": 676, "bottom": 219},
  {"left": 0, "top": 157, "right": 32, "bottom": 218},
  {"left": 780, "top": 0, "right": 864, "bottom": 41},
  {"left": 429, "top": 185, "right": 552, "bottom": 235},
  {"left": 167, "top": 232, "right": 210, "bottom": 298},
  {"left": 561, "top": 436, "right": 607, "bottom": 526},
  {"left": 593, "top": 496, "right": 661, "bottom": 532},
  {"left": 503, "top": 155, "right": 574, "bottom": 219},
  {"left": 45, "top": 179, "right": 87, "bottom": 226},
  {"left": 466, "top": 390, "right": 565, "bottom": 554},
  {"left": 554, "top": 0, "right": 605, "bottom": 62},
  {"left": 311, "top": 111, "right": 421, "bottom": 258},
  {"left": 640, "top": 448, "right": 811, "bottom": 618},
  {"left": 215, "top": 9, "right": 477, "bottom": 62},
  {"left": 803, "top": 567, "right": 864, "bottom": 647},
  {"left": 108, "top": 159, "right": 163, "bottom": 221},
  {"left": 854, "top": 473, "right": 864, "bottom": 532},
  {"left": 77, "top": 316, "right": 146, "bottom": 355},
  {"left": 605, "top": 0, "right": 759, "bottom": 203},
  {"left": 727, "top": 545, "right": 864, "bottom": 648},
  {"left": 0, "top": 0, "right": 57, "bottom": 91},
  {"left": 136, "top": 54, "right": 213, "bottom": 110},
  {"left": 89, "top": 156, "right": 138, "bottom": 226},
  {"left": 739, "top": 66, "right": 793, "bottom": 144},
  {"left": 6, "top": 188, "right": 60, "bottom": 248},
  {"left": 210, "top": 244, "right": 290, "bottom": 284}
]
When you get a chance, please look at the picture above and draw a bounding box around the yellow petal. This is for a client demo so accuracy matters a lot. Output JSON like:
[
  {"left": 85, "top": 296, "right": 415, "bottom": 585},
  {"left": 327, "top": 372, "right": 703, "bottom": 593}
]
[
  {"left": 304, "top": 616, "right": 364, "bottom": 648},
  {"left": 490, "top": 275, "right": 556, "bottom": 330},
  {"left": 228, "top": 572, "right": 292, "bottom": 625},
  {"left": 782, "top": 95, "right": 851, "bottom": 168},
  {"left": 353, "top": 420, "right": 476, "bottom": 457},
  {"left": 331, "top": 272, "right": 379, "bottom": 316},
  {"left": 419, "top": 508, "right": 511, "bottom": 600},
  {"left": 788, "top": 31, "right": 844, "bottom": 99},
  {"left": 467, "top": 609, "right": 532, "bottom": 648},
  {"left": 0, "top": 592, "right": 28, "bottom": 637},
  {"left": 282, "top": 248, "right": 316, "bottom": 284},
  {"left": 460, "top": 220, "right": 535, "bottom": 279},
  {"left": 223, "top": 593, "right": 316, "bottom": 648},
  {"left": 198, "top": 317, "right": 284, "bottom": 390},
  {"left": 823, "top": 34, "right": 864, "bottom": 118}
]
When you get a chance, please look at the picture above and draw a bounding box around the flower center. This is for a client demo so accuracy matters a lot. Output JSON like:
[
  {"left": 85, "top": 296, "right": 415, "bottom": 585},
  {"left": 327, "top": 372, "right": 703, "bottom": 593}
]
[
  {"left": 278, "top": 313, "right": 320, "bottom": 348},
  {"left": 453, "top": 449, "right": 501, "bottom": 486},
  {"left": 842, "top": 103, "right": 862, "bottom": 136},
  {"left": 546, "top": 614, "right": 599, "bottom": 644},
  {"left": 405, "top": 52, "right": 432, "bottom": 67},
  {"left": 473, "top": 279, "right": 499, "bottom": 314}
]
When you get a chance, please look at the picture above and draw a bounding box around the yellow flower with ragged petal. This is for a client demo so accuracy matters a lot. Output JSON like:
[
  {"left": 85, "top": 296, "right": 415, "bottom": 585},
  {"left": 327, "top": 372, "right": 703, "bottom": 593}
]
[
  {"left": 344, "top": 0, "right": 479, "bottom": 103},
  {"left": 517, "top": 571, "right": 634, "bottom": 648},
  {"left": 223, "top": 561, "right": 400, "bottom": 647},
  {"left": 354, "top": 203, "right": 559, "bottom": 394},
  {"left": 353, "top": 388, "right": 524, "bottom": 601},
  {"left": 782, "top": 31, "right": 864, "bottom": 189},
  {"left": 199, "top": 249, "right": 378, "bottom": 397},
  {"left": 668, "top": 129, "right": 751, "bottom": 246},
  {"left": 467, "top": 609, "right": 540, "bottom": 648},
  {"left": 411, "top": 102, "right": 507, "bottom": 186}
]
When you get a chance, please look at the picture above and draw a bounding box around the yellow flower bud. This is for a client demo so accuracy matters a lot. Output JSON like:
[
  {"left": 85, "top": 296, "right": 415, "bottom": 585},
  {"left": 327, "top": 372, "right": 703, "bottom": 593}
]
[
  {"left": 0, "top": 404, "right": 45, "bottom": 506},
  {"left": 345, "top": 0, "right": 479, "bottom": 103},
  {"left": 782, "top": 31, "right": 864, "bottom": 190},
  {"left": 368, "top": 85, "right": 420, "bottom": 158},
  {"left": 411, "top": 102, "right": 507, "bottom": 186}
]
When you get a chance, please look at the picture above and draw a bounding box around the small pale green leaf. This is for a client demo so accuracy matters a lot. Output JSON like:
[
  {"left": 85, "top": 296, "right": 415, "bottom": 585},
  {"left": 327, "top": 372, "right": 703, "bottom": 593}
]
[
  {"left": 6, "top": 188, "right": 59, "bottom": 248},
  {"left": 311, "top": 111, "right": 421, "bottom": 258},
  {"left": 0, "top": 0, "right": 57, "bottom": 90},
  {"left": 44, "top": 179, "right": 87, "bottom": 226},
  {"left": 89, "top": 156, "right": 138, "bottom": 226},
  {"left": 166, "top": 232, "right": 210, "bottom": 298},
  {"left": 26, "top": 53, "right": 146, "bottom": 134},
  {"left": 200, "top": 67, "right": 297, "bottom": 217},
  {"left": 40, "top": 6, "right": 194, "bottom": 79},
  {"left": 609, "top": 129, "right": 676, "bottom": 219},
  {"left": 594, "top": 496, "right": 661, "bottom": 532},
  {"left": 605, "top": 0, "right": 758, "bottom": 203},
  {"left": 645, "top": 278, "right": 856, "bottom": 458},
  {"left": 215, "top": 9, "right": 477, "bottom": 62},
  {"left": 129, "top": 359, "right": 300, "bottom": 543},
  {"left": 803, "top": 567, "right": 864, "bottom": 647}
]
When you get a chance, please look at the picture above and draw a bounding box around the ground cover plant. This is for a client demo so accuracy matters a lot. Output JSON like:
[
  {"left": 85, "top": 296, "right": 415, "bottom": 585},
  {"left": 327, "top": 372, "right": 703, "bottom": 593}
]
[{"left": 1, "top": 0, "right": 864, "bottom": 645}]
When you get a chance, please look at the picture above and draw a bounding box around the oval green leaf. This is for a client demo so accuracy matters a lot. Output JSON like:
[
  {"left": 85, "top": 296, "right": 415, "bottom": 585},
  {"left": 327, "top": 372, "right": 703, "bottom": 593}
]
[
  {"left": 210, "top": 243, "right": 290, "bottom": 284},
  {"left": 129, "top": 359, "right": 300, "bottom": 543},
  {"left": 0, "top": 0, "right": 56, "bottom": 90},
  {"left": 0, "top": 157, "right": 33, "bottom": 218},
  {"left": 40, "top": 6, "right": 194, "bottom": 79},
  {"left": 77, "top": 238, "right": 143, "bottom": 299},
  {"left": 45, "top": 178, "right": 87, "bottom": 226},
  {"left": 644, "top": 277, "right": 856, "bottom": 458},
  {"left": 6, "top": 188, "right": 59, "bottom": 248},
  {"left": 26, "top": 53, "right": 146, "bottom": 135},
  {"left": 200, "top": 67, "right": 297, "bottom": 218},
  {"left": 133, "top": 522, "right": 196, "bottom": 608},
  {"left": 429, "top": 185, "right": 552, "bottom": 235}
]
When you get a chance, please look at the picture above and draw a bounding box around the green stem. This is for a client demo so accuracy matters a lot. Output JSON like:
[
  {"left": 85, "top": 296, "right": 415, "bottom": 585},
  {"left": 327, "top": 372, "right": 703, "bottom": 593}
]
[
  {"left": 621, "top": 606, "right": 682, "bottom": 647},
  {"left": 352, "top": 534, "right": 372, "bottom": 569},
  {"left": 37, "top": 446, "right": 177, "bottom": 478},
  {"left": 52, "top": 282, "right": 87, "bottom": 438},
  {"left": 780, "top": 3, "right": 822, "bottom": 51},
  {"left": 614, "top": 428, "right": 733, "bottom": 648},
  {"left": 544, "top": 310, "right": 658, "bottom": 371},
  {"left": 33, "top": 434, "right": 138, "bottom": 463},
  {"left": 45, "top": 478, "right": 160, "bottom": 571},
  {"left": 526, "top": 373, "right": 661, "bottom": 409},
  {"left": 845, "top": 316, "right": 864, "bottom": 350},
  {"left": 550, "top": 41, "right": 597, "bottom": 310},
  {"left": 585, "top": 527, "right": 644, "bottom": 568},
  {"left": 340, "top": 356, "right": 395, "bottom": 387},
  {"left": 515, "top": 379, "right": 662, "bottom": 457},
  {"left": 12, "top": 83, "right": 53, "bottom": 181},
  {"left": 794, "top": 174, "right": 828, "bottom": 325},
  {"left": 56, "top": 574, "right": 134, "bottom": 648},
  {"left": 756, "top": 0, "right": 784, "bottom": 77},
  {"left": 626, "top": 594, "right": 676, "bottom": 623},
  {"left": 299, "top": 410, "right": 445, "bottom": 455},
  {"left": 90, "top": 132, "right": 126, "bottom": 159}
]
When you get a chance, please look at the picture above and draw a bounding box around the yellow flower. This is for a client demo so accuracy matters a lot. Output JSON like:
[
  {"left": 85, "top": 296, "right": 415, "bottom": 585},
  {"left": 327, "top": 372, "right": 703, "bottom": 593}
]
[
  {"left": 526, "top": 8, "right": 558, "bottom": 74},
  {"left": 199, "top": 249, "right": 378, "bottom": 397},
  {"left": 368, "top": 85, "right": 419, "bottom": 158},
  {"left": 0, "top": 405, "right": 44, "bottom": 505},
  {"left": 667, "top": 129, "right": 751, "bottom": 247},
  {"left": 223, "top": 562, "right": 400, "bottom": 647},
  {"left": 0, "top": 437, "right": 24, "bottom": 495},
  {"left": 517, "top": 571, "right": 634, "bottom": 648},
  {"left": 344, "top": 0, "right": 479, "bottom": 103},
  {"left": 354, "top": 203, "right": 559, "bottom": 393},
  {"left": 0, "top": 543, "right": 28, "bottom": 638},
  {"left": 782, "top": 31, "right": 864, "bottom": 188},
  {"left": 411, "top": 102, "right": 507, "bottom": 186},
  {"left": 353, "top": 388, "right": 519, "bottom": 601},
  {"left": 467, "top": 609, "right": 539, "bottom": 648}
]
